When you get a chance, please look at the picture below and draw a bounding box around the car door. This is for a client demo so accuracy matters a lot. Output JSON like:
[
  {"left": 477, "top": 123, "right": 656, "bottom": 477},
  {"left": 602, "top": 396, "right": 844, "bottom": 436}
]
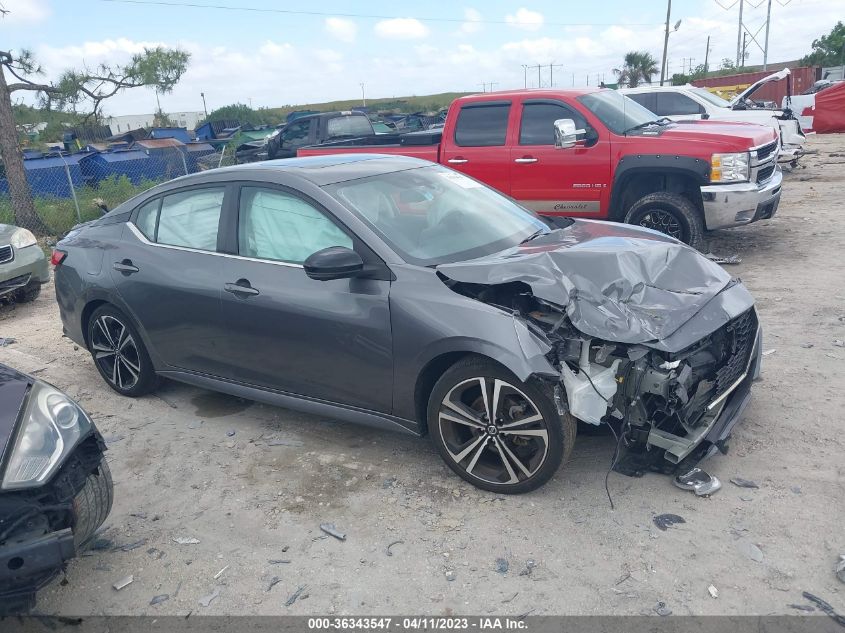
[
  {"left": 440, "top": 101, "right": 513, "bottom": 195},
  {"left": 217, "top": 184, "right": 393, "bottom": 412},
  {"left": 112, "top": 185, "right": 231, "bottom": 376},
  {"left": 508, "top": 99, "right": 611, "bottom": 217}
]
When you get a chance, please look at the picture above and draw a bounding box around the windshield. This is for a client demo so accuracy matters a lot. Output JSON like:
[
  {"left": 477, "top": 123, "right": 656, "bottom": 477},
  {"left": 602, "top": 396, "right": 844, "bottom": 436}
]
[
  {"left": 691, "top": 88, "right": 731, "bottom": 108},
  {"left": 577, "top": 90, "right": 657, "bottom": 134},
  {"left": 325, "top": 165, "right": 548, "bottom": 266}
]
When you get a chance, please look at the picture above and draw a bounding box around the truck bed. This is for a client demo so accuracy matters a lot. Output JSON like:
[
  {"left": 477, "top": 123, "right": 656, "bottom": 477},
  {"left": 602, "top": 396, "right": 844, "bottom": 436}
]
[{"left": 298, "top": 130, "right": 442, "bottom": 162}]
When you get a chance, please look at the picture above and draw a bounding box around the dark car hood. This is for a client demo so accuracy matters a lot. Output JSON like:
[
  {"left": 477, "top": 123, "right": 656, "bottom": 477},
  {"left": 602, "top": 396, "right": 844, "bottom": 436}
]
[
  {"left": 0, "top": 364, "right": 31, "bottom": 465},
  {"left": 437, "top": 219, "right": 733, "bottom": 345}
]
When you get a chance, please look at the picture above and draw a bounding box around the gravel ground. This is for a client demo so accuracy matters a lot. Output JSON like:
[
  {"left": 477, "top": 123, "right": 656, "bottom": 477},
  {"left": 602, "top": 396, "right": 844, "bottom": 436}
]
[{"left": 1, "top": 133, "right": 843, "bottom": 617}]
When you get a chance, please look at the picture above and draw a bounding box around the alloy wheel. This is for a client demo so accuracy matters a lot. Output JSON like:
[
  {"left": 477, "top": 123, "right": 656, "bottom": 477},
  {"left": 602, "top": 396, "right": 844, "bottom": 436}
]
[
  {"left": 90, "top": 315, "right": 142, "bottom": 390},
  {"left": 637, "top": 209, "right": 684, "bottom": 240},
  {"left": 437, "top": 377, "right": 550, "bottom": 486}
]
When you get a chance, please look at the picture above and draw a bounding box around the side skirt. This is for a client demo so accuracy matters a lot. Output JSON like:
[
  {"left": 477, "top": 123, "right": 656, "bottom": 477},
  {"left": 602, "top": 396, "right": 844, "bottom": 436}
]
[{"left": 158, "top": 370, "right": 422, "bottom": 437}]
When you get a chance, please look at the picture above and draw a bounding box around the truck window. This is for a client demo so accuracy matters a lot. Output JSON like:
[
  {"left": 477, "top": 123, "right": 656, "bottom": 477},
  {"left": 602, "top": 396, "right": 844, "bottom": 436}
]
[
  {"left": 519, "top": 102, "right": 588, "bottom": 145},
  {"left": 282, "top": 120, "right": 311, "bottom": 146},
  {"left": 454, "top": 103, "right": 510, "bottom": 147},
  {"left": 326, "top": 116, "right": 373, "bottom": 138},
  {"left": 626, "top": 92, "right": 657, "bottom": 113},
  {"left": 655, "top": 93, "right": 704, "bottom": 116}
]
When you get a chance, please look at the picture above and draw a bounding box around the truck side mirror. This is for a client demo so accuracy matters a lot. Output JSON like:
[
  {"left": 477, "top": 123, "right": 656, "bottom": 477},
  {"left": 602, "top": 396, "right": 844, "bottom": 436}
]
[{"left": 554, "top": 119, "right": 585, "bottom": 149}]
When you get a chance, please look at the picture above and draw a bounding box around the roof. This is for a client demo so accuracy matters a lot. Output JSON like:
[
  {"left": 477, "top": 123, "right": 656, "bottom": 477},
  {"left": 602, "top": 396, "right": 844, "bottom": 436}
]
[
  {"left": 458, "top": 88, "right": 604, "bottom": 103},
  {"left": 82, "top": 150, "right": 149, "bottom": 163},
  {"left": 619, "top": 85, "right": 702, "bottom": 93},
  {"left": 133, "top": 138, "right": 185, "bottom": 149},
  {"left": 154, "top": 154, "right": 431, "bottom": 189},
  {"left": 149, "top": 127, "right": 192, "bottom": 142}
]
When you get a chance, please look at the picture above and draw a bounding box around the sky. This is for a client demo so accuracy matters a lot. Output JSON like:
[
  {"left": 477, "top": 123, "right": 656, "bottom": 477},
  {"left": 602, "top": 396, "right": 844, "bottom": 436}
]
[{"left": 1, "top": 0, "right": 843, "bottom": 117}]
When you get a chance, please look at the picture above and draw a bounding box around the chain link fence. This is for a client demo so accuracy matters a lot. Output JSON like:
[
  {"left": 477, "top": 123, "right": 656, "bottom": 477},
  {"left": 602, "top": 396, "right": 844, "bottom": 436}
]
[{"left": 1, "top": 143, "right": 238, "bottom": 237}]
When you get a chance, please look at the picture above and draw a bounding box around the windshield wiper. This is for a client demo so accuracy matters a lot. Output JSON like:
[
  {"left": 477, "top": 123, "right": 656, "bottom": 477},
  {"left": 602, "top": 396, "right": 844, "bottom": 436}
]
[
  {"left": 520, "top": 228, "right": 549, "bottom": 244},
  {"left": 624, "top": 117, "right": 674, "bottom": 135}
]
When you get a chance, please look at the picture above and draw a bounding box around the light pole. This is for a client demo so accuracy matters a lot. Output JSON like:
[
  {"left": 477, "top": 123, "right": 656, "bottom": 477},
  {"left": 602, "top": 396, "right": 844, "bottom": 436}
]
[
  {"left": 200, "top": 92, "right": 208, "bottom": 117},
  {"left": 660, "top": 18, "right": 681, "bottom": 85},
  {"left": 360, "top": 83, "right": 366, "bottom": 107}
]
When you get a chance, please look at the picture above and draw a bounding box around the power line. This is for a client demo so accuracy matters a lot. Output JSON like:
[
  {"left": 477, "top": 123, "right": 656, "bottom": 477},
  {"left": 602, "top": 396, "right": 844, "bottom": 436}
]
[{"left": 98, "top": 0, "right": 663, "bottom": 26}]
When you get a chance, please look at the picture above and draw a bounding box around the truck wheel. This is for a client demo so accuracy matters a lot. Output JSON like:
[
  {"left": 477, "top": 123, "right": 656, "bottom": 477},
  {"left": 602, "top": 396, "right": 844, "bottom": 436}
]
[
  {"left": 428, "top": 357, "right": 576, "bottom": 494},
  {"left": 624, "top": 192, "right": 704, "bottom": 250}
]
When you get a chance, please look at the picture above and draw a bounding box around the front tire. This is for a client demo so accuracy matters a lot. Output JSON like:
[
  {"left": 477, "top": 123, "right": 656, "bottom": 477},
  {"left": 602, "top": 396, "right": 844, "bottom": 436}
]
[
  {"left": 87, "top": 305, "right": 157, "bottom": 396},
  {"left": 624, "top": 192, "right": 704, "bottom": 250},
  {"left": 14, "top": 281, "right": 41, "bottom": 303},
  {"left": 427, "top": 357, "right": 576, "bottom": 494}
]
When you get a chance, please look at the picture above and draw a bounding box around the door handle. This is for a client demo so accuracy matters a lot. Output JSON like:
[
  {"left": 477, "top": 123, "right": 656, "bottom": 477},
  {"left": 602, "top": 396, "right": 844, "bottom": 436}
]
[
  {"left": 514, "top": 157, "right": 539, "bottom": 164},
  {"left": 447, "top": 158, "right": 468, "bottom": 164},
  {"left": 224, "top": 281, "right": 260, "bottom": 297},
  {"left": 113, "top": 260, "right": 139, "bottom": 274}
]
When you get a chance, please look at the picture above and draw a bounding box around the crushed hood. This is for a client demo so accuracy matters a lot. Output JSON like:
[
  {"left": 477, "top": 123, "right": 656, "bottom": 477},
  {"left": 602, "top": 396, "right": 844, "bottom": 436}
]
[
  {"left": 731, "top": 68, "right": 790, "bottom": 106},
  {"left": 437, "top": 220, "right": 733, "bottom": 345}
]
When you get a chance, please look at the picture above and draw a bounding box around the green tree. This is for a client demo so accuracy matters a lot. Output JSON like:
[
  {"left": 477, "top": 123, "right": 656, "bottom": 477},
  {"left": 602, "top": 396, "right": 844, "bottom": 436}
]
[
  {"left": 613, "top": 51, "right": 660, "bottom": 88},
  {"left": 0, "top": 46, "right": 189, "bottom": 232},
  {"left": 801, "top": 21, "right": 845, "bottom": 67},
  {"left": 200, "top": 103, "right": 266, "bottom": 127}
]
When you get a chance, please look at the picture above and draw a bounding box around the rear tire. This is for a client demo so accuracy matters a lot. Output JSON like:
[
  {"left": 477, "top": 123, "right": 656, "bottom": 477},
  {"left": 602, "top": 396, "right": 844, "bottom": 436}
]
[
  {"left": 87, "top": 305, "right": 157, "bottom": 396},
  {"left": 624, "top": 192, "right": 704, "bottom": 250},
  {"left": 428, "top": 357, "right": 576, "bottom": 494}
]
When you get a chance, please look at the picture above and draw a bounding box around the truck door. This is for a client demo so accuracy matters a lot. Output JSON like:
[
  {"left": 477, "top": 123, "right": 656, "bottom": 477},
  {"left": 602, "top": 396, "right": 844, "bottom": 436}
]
[
  {"left": 509, "top": 99, "right": 611, "bottom": 218},
  {"left": 440, "top": 101, "right": 513, "bottom": 195}
]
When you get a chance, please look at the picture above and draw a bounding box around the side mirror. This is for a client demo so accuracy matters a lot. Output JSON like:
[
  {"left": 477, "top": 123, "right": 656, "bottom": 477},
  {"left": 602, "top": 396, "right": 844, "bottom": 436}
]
[
  {"left": 554, "top": 119, "right": 585, "bottom": 149},
  {"left": 701, "top": 112, "right": 710, "bottom": 120},
  {"left": 304, "top": 246, "right": 364, "bottom": 281}
]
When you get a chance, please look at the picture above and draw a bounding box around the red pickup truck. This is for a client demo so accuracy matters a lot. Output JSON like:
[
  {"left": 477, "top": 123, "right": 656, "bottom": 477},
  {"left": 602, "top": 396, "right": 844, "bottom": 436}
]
[{"left": 299, "top": 88, "right": 783, "bottom": 248}]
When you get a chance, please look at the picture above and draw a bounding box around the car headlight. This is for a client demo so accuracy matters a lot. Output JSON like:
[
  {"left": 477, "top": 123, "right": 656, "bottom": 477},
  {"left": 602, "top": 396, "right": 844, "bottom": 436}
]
[
  {"left": 10, "top": 227, "right": 37, "bottom": 249},
  {"left": 710, "top": 152, "right": 750, "bottom": 183},
  {"left": 1, "top": 381, "right": 92, "bottom": 490}
]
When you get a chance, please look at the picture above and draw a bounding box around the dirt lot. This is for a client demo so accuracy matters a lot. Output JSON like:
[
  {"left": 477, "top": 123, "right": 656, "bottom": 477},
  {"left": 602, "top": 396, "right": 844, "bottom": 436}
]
[{"left": 1, "top": 134, "right": 843, "bottom": 617}]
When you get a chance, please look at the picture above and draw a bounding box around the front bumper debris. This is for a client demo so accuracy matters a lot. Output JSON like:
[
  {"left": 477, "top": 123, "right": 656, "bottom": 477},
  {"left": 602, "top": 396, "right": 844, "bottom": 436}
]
[
  {"left": 0, "top": 244, "right": 50, "bottom": 298},
  {"left": 700, "top": 168, "right": 782, "bottom": 230}
]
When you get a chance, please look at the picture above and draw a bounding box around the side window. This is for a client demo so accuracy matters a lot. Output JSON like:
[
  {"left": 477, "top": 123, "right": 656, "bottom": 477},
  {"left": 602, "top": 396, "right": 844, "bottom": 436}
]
[
  {"left": 454, "top": 104, "right": 510, "bottom": 147},
  {"left": 519, "top": 102, "right": 589, "bottom": 145},
  {"left": 626, "top": 92, "right": 657, "bottom": 113},
  {"left": 238, "top": 187, "right": 352, "bottom": 264},
  {"left": 156, "top": 188, "right": 224, "bottom": 251},
  {"left": 282, "top": 120, "right": 311, "bottom": 146},
  {"left": 134, "top": 198, "right": 160, "bottom": 240},
  {"left": 326, "top": 116, "right": 373, "bottom": 138},
  {"left": 655, "top": 93, "right": 703, "bottom": 116}
]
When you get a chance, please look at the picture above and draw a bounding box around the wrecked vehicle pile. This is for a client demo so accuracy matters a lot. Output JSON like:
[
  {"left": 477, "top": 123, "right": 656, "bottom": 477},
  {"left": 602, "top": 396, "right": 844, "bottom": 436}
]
[{"left": 439, "top": 220, "right": 762, "bottom": 482}]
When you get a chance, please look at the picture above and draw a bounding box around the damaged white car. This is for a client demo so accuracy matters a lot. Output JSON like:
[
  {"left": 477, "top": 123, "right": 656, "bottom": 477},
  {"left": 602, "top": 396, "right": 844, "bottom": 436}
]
[{"left": 622, "top": 69, "right": 806, "bottom": 165}]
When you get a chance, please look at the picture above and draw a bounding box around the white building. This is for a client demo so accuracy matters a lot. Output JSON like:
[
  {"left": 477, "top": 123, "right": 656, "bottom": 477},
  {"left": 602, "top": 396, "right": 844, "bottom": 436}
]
[{"left": 104, "top": 111, "right": 205, "bottom": 133}]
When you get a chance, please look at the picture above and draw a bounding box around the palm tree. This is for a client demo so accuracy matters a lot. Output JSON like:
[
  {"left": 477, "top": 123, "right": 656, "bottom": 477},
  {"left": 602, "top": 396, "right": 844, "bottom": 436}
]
[{"left": 613, "top": 51, "right": 660, "bottom": 88}]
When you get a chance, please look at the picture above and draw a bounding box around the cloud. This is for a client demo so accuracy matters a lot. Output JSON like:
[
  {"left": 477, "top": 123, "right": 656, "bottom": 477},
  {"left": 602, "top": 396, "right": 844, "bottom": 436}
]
[
  {"left": 505, "top": 8, "right": 544, "bottom": 31},
  {"left": 324, "top": 17, "right": 357, "bottom": 43},
  {"left": 374, "top": 18, "right": 429, "bottom": 40},
  {"left": 0, "top": 0, "right": 50, "bottom": 25},
  {"left": 459, "top": 8, "right": 483, "bottom": 35}
]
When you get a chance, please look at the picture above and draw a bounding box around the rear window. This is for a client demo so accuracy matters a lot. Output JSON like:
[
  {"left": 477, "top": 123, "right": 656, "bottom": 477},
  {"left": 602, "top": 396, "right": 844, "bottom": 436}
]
[
  {"left": 454, "top": 103, "right": 510, "bottom": 147},
  {"left": 326, "top": 116, "right": 373, "bottom": 139}
]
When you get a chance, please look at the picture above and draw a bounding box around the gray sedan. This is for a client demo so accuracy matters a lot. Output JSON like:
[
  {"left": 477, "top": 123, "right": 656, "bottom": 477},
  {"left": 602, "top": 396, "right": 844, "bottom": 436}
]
[{"left": 53, "top": 155, "right": 761, "bottom": 493}]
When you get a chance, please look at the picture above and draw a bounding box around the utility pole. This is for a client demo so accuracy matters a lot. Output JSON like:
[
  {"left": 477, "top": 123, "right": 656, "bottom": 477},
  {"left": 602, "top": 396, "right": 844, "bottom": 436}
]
[
  {"left": 704, "top": 36, "right": 711, "bottom": 76},
  {"left": 660, "top": 0, "right": 672, "bottom": 85},
  {"left": 521, "top": 65, "right": 528, "bottom": 89},
  {"left": 360, "top": 83, "right": 366, "bottom": 106},
  {"left": 548, "top": 63, "right": 563, "bottom": 88},
  {"left": 538, "top": 65, "right": 542, "bottom": 88},
  {"left": 736, "top": 0, "right": 744, "bottom": 67},
  {"left": 200, "top": 92, "right": 208, "bottom": 117},
  {"left": 742, "top": 32, "right": 748, "bottom": 67},
  {"left": 572, "top": 72, "right": 575, "bottom": 87},
  {"left": 762, "top": 0, "right": 772, "bottom": 70}
]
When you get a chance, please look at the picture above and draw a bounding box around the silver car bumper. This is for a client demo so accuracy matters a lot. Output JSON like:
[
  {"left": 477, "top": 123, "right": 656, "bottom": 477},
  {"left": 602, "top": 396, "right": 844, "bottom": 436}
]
[{"left": 700, "top": 168, "right": 782, "bottom": 231}]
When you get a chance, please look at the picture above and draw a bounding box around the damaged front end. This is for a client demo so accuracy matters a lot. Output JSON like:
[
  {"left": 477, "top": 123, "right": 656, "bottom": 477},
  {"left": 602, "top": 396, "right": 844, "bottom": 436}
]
[{"left": 437, "top": 222, "right": 763, "bottom": 478}]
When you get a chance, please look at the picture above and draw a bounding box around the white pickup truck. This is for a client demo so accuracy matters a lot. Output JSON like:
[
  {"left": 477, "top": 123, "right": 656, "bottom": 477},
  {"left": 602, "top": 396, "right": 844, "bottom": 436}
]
[{"left": 621, "top": 69, "right": 805, "bottom": 164}]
